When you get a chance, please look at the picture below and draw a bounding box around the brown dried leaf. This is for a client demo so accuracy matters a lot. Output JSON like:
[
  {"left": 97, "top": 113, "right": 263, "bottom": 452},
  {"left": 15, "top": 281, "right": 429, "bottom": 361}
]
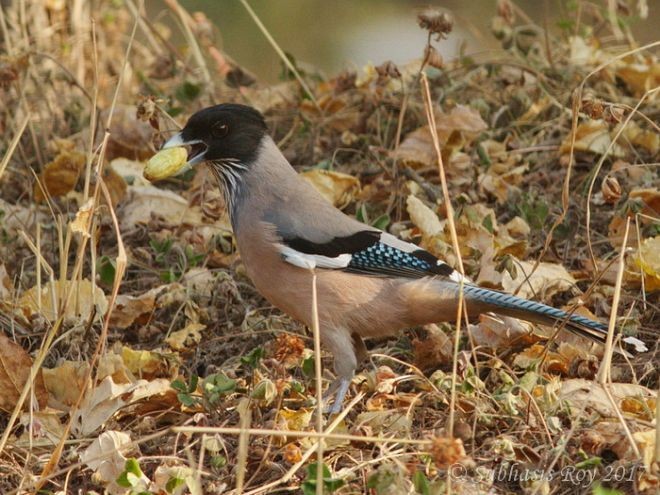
[
  {"left": 559, "top": 379, "right": 656, "bottom": 418},
  {"left": 501, "top": 259, "right": 577, "bottom": 300},
  {"left": 165, "top": 322, "right": 204, "bottom": 351},
  {"left": 80, "top": 430, "right": 143, "bottom": 491},
  {"left": 559, "top": 120, "right": 624, "bottom": 157},
  {"left": 633, "top": 235, "right": 660, "bottom": 292},
  {"left": 119, "top": 185, "right": 203, "bottom": 229},
  {"left": 42, "top": 360, "right": 88, "bottom": 408},
  {"left": 0, "top": 333, "right": 48, "bottom": 411},
  {"left": 406, "top": 195, "right": 444, "bottom": 237},
  {"left": 394, "top": 106, "right": 487, "bottom": 167},
  {"left": 33, "top": 150, "right": 85, "bottom": 202},
  {"left": 121, "top": 346, "right": 175, "bottom": 380},
  {"left": 18, "top": 279, "right": 107, "bottom": 323},
  {"left": 616, "top": 61, "right": 660, "bottom": 97},
  {"left": 300, "top": 169, "right": 360, "bottom": 209},
  {"left": 109, "top": 286, "right": 168, "bottom": 329},
  {"left": 471, "top": 315, "right": 537, "bottom": 351},
  {"left": 17, "top": 410, "right": 65, "bottom": 446},
  {"left": 412, "top": 323, "right": 452, "bottom": 370},
  {"left": 72, "top": 376, "right": 171, "bottom": 436}
]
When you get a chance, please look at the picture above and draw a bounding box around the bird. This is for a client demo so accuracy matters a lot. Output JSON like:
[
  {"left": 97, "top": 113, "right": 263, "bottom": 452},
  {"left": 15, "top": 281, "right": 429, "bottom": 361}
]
[{"left": 161, "top": 103, "right": 648, "bottom": 413}]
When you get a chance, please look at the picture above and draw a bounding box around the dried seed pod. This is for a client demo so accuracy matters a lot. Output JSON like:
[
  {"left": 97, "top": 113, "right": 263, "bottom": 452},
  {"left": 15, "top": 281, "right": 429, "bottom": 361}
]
[
  {"left": 143, "top": 147, "right": 188, "bottom": 181},
  {"left": 601, "top": 176, "right": 622, "bottom": 204}
]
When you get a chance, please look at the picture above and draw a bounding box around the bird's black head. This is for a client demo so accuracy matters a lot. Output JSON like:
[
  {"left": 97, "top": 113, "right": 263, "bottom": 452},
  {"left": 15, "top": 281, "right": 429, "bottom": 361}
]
[{"left": 162, "top": 103, "right": 268, "bottom": 166}]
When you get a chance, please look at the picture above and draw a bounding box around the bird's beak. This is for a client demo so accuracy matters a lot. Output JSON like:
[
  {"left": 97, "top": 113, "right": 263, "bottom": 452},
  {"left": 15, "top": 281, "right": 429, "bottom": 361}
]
[{"left": 161, "top": 132, "right": 208, "bottom": 166}]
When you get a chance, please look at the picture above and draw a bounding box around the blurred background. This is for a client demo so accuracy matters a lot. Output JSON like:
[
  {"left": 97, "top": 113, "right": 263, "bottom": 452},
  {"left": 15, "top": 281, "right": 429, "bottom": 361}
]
[{"left": 163, "top": 0, "right": 659, "bottom": 81}]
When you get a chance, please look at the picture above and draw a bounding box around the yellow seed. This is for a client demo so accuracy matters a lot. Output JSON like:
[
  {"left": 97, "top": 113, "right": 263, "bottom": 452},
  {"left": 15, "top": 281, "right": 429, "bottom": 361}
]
[{"left": 143, "top": 147, "right": 188, "bottom": 181}]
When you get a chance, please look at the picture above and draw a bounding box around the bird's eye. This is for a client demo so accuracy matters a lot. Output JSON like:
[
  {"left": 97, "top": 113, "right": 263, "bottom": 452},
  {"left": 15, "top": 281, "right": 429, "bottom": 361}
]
[{"left": 212, "top": 123, "right": 229, "bottom": 138}]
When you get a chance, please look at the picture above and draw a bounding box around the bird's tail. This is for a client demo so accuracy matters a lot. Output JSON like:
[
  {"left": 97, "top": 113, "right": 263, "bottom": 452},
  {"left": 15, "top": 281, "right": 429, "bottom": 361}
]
[{"left": 461, "top": 284, "right": 648, "bottom": 355}]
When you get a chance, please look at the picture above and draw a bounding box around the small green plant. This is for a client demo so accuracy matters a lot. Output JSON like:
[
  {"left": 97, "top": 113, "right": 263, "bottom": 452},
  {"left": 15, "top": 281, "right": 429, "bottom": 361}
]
[
  {"left": 302, "top": 463, "right": 344, "bottom": 495},
  {"left": 150, "top": 237, "right": 204, "bottom": 282},
  {"left": 240, "top": 346, "right": 265, "bottom": 369},
  {"left": 116, "top": 458, "right": 150, "bottom": 495},
  {"left": 171, "top": 375, "right": 200, "bottom": 408},
  {"left": 203, "top": 373, "right": 237, "bottom": 406},
  {"left": 515, "top": 192, "right": 549, "bottom": 230}
]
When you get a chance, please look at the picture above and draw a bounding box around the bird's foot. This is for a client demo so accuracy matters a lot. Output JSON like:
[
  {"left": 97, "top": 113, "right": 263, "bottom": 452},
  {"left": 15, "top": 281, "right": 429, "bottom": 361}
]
[{"left": 322, "top": 377, "right": 351, "bottom": 415}]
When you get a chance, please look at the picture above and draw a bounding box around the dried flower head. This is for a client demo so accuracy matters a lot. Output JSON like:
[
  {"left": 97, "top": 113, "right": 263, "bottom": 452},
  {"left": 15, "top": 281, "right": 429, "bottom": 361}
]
[
  {"left": 375, "top": 61, "right": 401, "bottom": 83},
  {"left": 417, "top": 9, "right": 453, "bottom": 40}
]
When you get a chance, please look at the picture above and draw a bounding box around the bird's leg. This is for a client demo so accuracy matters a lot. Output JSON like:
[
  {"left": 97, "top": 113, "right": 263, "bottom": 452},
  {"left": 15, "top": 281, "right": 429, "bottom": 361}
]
[
  {"left": 320, "top": 329, "right": 358, "bottom": 414},
  {"left": 324, "top": 376, "right": 352, "bottom": 414}
]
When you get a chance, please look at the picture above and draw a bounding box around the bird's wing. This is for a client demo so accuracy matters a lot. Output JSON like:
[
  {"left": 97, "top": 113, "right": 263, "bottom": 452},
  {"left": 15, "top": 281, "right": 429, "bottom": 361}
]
[{"left": 277, "top": 228, "right": 466, "bottom": 281}]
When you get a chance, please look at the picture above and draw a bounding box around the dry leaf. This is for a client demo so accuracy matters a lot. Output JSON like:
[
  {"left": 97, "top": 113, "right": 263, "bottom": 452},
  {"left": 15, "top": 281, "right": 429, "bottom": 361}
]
[
  {"left": 633, "top": 429, "right": 657, "bottom": 471},
  {"left": 110, "top": 157, "right": 152, "bottom": 187},
  {"left": 42, "top": 360, "right": 89, "bottom": 409},
  {"left": 406, "top": 195, "right": 444, "bottom": 236},
  {"left": 618, "top": 120, "right": 659, "bottom": 155},
  {"left": 501, "top": 259, "right": 577, "bottom": 300},
  {"left": 80, "top": 430, "right": 146, "bottom": 494},
  {"left": 471, "top": 314, "right": 536, "bottom": 350},
  {"left": 101, "top": 105, "right": 154, "bottom": 161},
  {"left": 278, "top": 407, "right": 313, "bottom": 431},
  {"left": 0, "top": 333, "right": 48, "bottom": 411},
  {"left": 18, "top": 279, "right": 107, "bottom": 323},
  {"left": 559, "top": 379, "right": 656, "bottom": 418},
  {"left": 165, "top": 322, "right": 204, "bottom": 351},
  {"left": 616, "top": 61, "right": 660, "bottom": 97},
  {"left": 393, "top": 105, "right": 487, "bottom": 167},
  {"left": 72, "top": 376, "right": 171, "bottom": 436},
  {"left": 412, "top": 323, "right": 452, "bottom": 369},
  {"left": 153, "top": 465, "right": 201, "bottom": 495},
  {"left": 0, "top": 264, "right": 12, "bottom": 300},
  {"left": 33, "top": 150, "right": 85, "bottom": 202},
  {"left": 559, "top": 120, "right": 624, "bottom": 157},
  {"left": 355, "top": 410, "right": 411, "bottom": 436},
  {"left": 633, "top": 235, "right": 660, "bottom": 292},
  {"left": 121, "top": 346, "right": 174, "bottom": 380},
  {"left": 70, "top": 198, "right": 95, "bottom": 237},
  {"left": 17, "top": 410, "right": 65, "bottom": 445},
  {"left": 300, "top": 169, "right": 360, "bottom": 209},
  {"left": 109, "top": 286, "right": 168, "bottom": 329},
  {"left": 119, "top": 185, "right": 203, "bottom": 229}
]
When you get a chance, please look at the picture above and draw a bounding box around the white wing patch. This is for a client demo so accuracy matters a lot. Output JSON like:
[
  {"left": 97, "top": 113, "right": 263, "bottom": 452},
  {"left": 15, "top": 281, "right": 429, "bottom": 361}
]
[
  {"left": 279, "top": 245, "right": 352, "bottom": 270},
  {"left": 379, "top": 232, "right": 418, "bottom": 253}
]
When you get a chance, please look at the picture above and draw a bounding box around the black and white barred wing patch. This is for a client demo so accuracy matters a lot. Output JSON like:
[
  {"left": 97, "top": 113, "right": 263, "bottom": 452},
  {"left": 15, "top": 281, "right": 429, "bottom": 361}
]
[{"left": 277, "top": 229, "right": 464, "bottom": 281}]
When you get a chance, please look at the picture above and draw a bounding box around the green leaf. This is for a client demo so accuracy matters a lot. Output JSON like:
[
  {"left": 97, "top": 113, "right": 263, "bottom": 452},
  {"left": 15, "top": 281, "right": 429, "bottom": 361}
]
[
  {"left": 592, "top": 484, "right": 624, "bottom": 495},
  {"left": 482, "top": 214, "right": 494, "bottom": 234},
  {"left": 372, "top": 214, "right": 390, "bottom": 230},
  {"left": 413, "top": 471, "right": 430, "bottom": 495},
  {"left": 98, "top": 255, "right": 116, "bottom": 285},
  {"left": 240, "top": 347, "right": 265, "bottom": 369},
  {"left": 171, "top": 379, "right": 187, "bottom": 392},
  {"left": 302, "top": 356, "right": 315, "bottom": 378},
  {"left": 188, "top": 374, "right": 199, "bottom": 393},
  {"left": 125, "top": 458, "right": 143, "bottom": 477},
  {"left": 176, "top": 392, "right": 196, "bottom": 407},
  {"left": 175, "top": 81, "right": 201, "bottom": 103},
  {"left": 355, "top": 204, "right": 368, "bottom": 223},
  {"left": 165, "top": 476, "right": 185, "bottom": 493},
  {"left": 303, "top": 463, "right": 344, "bottom": 494},
  {"left": 203, "top": 372, "right": 237, "bottom": 403},
  {"left": 210, "top": 455, "right": 227, "bottom": 469},
  {"left": 575, "top": 457, "right": 602, "bottom": 469}
]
